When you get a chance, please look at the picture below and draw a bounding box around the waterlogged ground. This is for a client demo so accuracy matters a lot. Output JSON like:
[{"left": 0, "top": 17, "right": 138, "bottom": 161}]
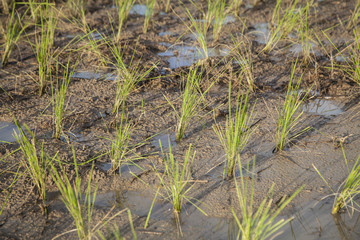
[{"left": 1, "top": 0, "right": 360, "bottom": 239}]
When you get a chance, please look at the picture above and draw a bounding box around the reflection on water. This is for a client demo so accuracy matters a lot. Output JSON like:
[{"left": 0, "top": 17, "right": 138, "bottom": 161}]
[
  {"left": 302, "top": 98, "right": 343, "bottom": 116},
  {"left": 0, "top": 122, "right": 20, "bottom": 143}
]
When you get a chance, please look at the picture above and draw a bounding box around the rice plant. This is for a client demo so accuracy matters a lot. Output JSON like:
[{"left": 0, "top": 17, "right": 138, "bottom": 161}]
[
  {"left": 233, "top": 158, "right": 303, "bottom": 240},
  {"left": 109, "top": 109, "right": 136, "bottom": 173},
  {"left": 67, "top": 0, "right": 88, "bottom": 32},
  {"left": 183, "top": 6, "right": 209, "bottom": 58},
  {"left": 346, "top": 0, "right": 360, "bottom": 30},
  {"left": 212, "top": 0, "right": 227, "bottom": 42},
  {"left": 263, "top": 0, "right": 301, "bottom": 53},
  {"left": 165, "top": 65, "right": 208, "bottom": 141},
  {"left": 107, "top": 42, "right": 156, "bottom": 116},
  {"left": 164, "top": 0, "right": 171, "bottom": 12},
  {"left": 298, "top": 2, "right": 314, "bottom": 65},
  {"left": 313, "top": 147, "right": 360, "bottom": 215},
  {"left": 213, "top": 81, "right": 256, "bottom": 179},
  {"left": 275, "top": 60, "right": 309, "bottom": 152},
  {"left": 114, "top": 0, "right": 135, "bottom": 42},
  {"left": 145, "top": 140, "right": 207, "bottom": 231},
  {"left": 33, "top": 4, "right": 58, "bottom": 95},
  {"left": 232, "top": 37, "right": 255, "bottom": 91},
  {"left": 50, "top": 150, "right": 97, "bottom": 240},
  {"left": 1, "top": 0, "right": 10, "bottom": 14},
  {"left": 230, "top": 0, "right": 243, "bottom": 16},
  {"left": 1, "top": 3, "right": 28, "bottom": 67},
  {"left": 52, "top": 60, "right": 77, "bottom": 139},
  {"left": 14, "top": 119, "right": 50, "bottom": 215},
  {"left": 143, "top": 0, "right": 156, "bottom": 34}
]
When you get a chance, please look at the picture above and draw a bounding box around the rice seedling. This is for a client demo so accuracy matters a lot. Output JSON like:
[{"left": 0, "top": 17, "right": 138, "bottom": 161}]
[
  {"left": 109, "top": 109, "right": 137, "bottom": 173},
  {"left": 164, "top": 65, "right": 208, "bottom": 141},
  {"left": 114, "top": 0, "right": 135, "bottom": 42},
  {"left": 233, "top": 157, "right": 303, "bottom": 240},
  {"left": 50, "top": 149, "right": 98, "bottom": 240},
  {"left": 232, "top": 37, "right": 255, "bottom": 91},
  {"left": 298, "top": 2, "right": 314, "bottom": 65},
  {"left": 13, "top": 119, "right": 51, "bottom": 214},
  {"left": 346, "top": 0, "right": 360, "bottom": 30},
  {"left": 212, "top": 0, "right": 227, "bottom": 42},
  {"left": 164, "top": 0, "right": 171, "bottom": 13},
  {"left": 143, "top": 0, "right": 156, "bottom": 34},
  {"left": 183, "top": 7, "right": 209, "bottom": 58},
  {"left": 106, "top": 41, "right": 156, "bottom": 116},
  {"left": 67, "top": 0, "right": 88, "bottom": 32},
  {"left": 33, "top": 3, "right": 58, "bottom": 95},
  {"left": 1, "top": 0, "right": 10, "bottom": 15},
  {"left": 230, "top": 0, "right": 243, "bottom": 16},
  {"left": 213, "top": 81, "right": 256, "bottom": 179},
  {"left": 145, "top": 140, "right": 207, "bottom": 232},
  {"left": 98, "top": 210, "right": 137, "bottom": 240},
  {"left": 1, "top": 3, "right": 28, "bottom": 67},
  {"left": 51, "top": 59, "right": 78, "bottom": 139},
  {"left": 275, "top": 60, "right": 310, "bottom": 152},
  {"left": 263, "top": 0, "right": 301, "bottom": 53},
  {"left": 313, "top": 146, "right": 360, "bottom": 215}
]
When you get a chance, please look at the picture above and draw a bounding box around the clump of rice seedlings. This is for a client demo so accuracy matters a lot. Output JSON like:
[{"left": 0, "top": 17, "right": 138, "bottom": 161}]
[
  {"left": 298, "top": 2, "right": 314, "bottom": 65},
  {"left": 233, "top": 158, "right": 303, "bottom": 240},
  {"left": 184, "top": 7, "right": 209, "bottom": 58},
  {"left": 212, "top": 0, "right": 227, "bottom": 42},
  {"left": 33, "top": 4, "right": 58, "bottom": 95},
  {"left": 13, "top": 119, "right": 50, "bottom": 214},
  {"left": 166, "top": 65, "right": 209, "bottom": 141},
  {"left": 346, "top": 0, "right": 360, "bottom": 30},
  {"left": 67, "top": 0, "right": 88, "bottom": 32},
  {"left": 107, "top": 42, "right": 156, "bottom": 116},
  {"left": 145, "top": 140, "right": 207, "bottom": 232},
  {"left": 51, "top": 60, "right": 77, "bottom": 139},
  {"left": 275, "top": 60, "right": 309, "bottom": 152},
  {"left": 164, "top": 0, "right": 171, "bottom": 12},
  {"left": 313, "top": 147, "right": 360, "bottom": 215},
  {"left": 1, "top": 0, "right": 10, "bottom": 14},
  {"left": 50, "top": 150, "right": 97, "bottom": 240},
  {"left": 213, "top": 81, "right": 256, "bottom": 179},
  {"left": 143, "top": 0, "right": 156, "bottom": 34},
  {"left": 108, "top": 110, "right": 137, "bottom": 173},
  {"left": 114, "top": 0, "right": 135, "bottom": 42},
  {"left": 263, "top": 0, "right": 301, "bottom": 53},
  {"left": 232, "top": 37, "right": 255, "bottom": 91},
  {"left": 1, "top": 3, "right": 28, "bottom": 67}
]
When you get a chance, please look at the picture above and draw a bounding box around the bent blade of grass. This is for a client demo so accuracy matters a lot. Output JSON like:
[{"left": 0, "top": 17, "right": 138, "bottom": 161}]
[{"left": 213, "top": 81, "right": 256, "bottom": 179}]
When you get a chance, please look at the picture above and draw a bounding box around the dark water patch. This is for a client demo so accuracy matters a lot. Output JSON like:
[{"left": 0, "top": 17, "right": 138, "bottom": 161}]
[
  {"left": 158, "top": 44, "right": 230, "bottom": 69},
  {"left": 302, "top": 98, "right": 343, "bottom": 116},
  {"left": 0, "top": 122, "right": 20, "bottom": 143},
  {"left": 71, "top": 71, "right": 118, "bottom": 81},
  {"left": 152, "top": 133, "right": 176, "bottom": 149}
]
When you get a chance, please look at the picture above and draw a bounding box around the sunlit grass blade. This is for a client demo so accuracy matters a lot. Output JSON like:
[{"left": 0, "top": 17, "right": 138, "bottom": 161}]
[
  {"left": 213, "top": 81, "right": 256, "bottom": 179},
  {"left": 346, "top": 0, "right": 360, "bottom": 30},
  {"left": 67, "top": 0, "right": 88, "bottom": 32},
  {"left": 232, "top": 157, "right": 303, "bottom": 240},
  {"left": 143, "top": 0, "right": 156, "bottom": 34},
  {"left": 114, "top": 0, "right": 135, "bottom": 42},
  {"left": 212, "top": 0, "right": 227, "bottom": 42}
]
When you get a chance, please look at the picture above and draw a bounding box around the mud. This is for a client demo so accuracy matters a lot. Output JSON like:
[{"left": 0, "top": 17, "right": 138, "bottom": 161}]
[{"left": 1, "top": 0, "right": 360, "bottom": 239}]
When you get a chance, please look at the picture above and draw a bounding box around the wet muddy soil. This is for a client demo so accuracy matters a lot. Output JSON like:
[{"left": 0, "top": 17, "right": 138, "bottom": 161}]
[{"left": 1, "top": 0, "right": 360, "bottom": 239}]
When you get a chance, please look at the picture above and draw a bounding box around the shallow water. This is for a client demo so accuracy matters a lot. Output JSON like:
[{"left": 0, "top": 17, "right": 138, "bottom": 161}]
[
  {"left": 158, "top": 44, "right": 230, "bottom": 69},
  {"left": 71, "top": 71, "right": 118, "bottom": 81},
  {"left": 302, "top": 98, "right": 343, "bottom": 116},
  {"left": 129, "top": 4, "right": 148, "bottom": 16},
  {"left": 151, "top": 133, "right": 176, "bottom": 149},
  {"left": 0, "top": 122, "right": 20, "bottom": 143}
]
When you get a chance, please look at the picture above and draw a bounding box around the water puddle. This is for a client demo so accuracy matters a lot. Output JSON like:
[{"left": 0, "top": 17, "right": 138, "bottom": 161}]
[
  {"left": 302, "top": 98, "right": 343, "bottom": 116},
  {"left": 158, "top": 44, "right": 230, "bottom": 69},
  {"left": 152, "top": 133, "right": 176, "bottom": 149},
  {"left": 71, "top": 71, "right": 118, "bottom": 81},
  {"left": 251, "top": 23, "right": 270, "bottom": 44},
  {"left": 0, "top": 122, "right": 20, "bottom": 143},
  {"left": 278, "top": 199, "right": 360, "bottom": 239},
  {"left": 159, "top": 31, "right": 173, "bottom": 37},
  {"left": 129, "top": 4, "right": 148, "bottom": 15}
]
